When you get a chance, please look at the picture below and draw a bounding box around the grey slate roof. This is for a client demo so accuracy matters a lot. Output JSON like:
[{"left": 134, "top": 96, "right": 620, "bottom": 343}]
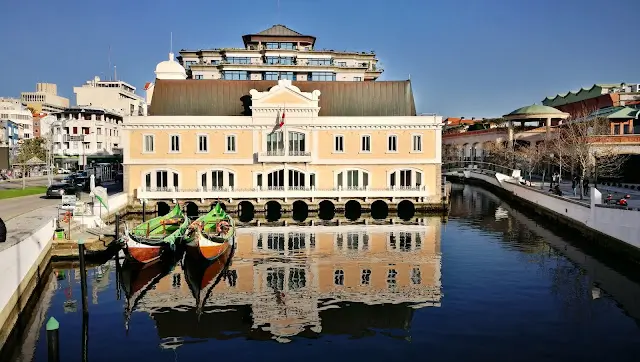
[
  {"left": 256, "top": 25, "right": 303, "bottom": 37},
  {"left": 149, "top": 79, "right": 417, "bottom": 117}
]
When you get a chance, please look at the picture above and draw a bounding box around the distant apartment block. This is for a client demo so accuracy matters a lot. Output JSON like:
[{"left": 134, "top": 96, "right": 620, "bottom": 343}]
[
  {"left": 20, "top": 83, "right": 69, "bottom": 113},
  {"left": 74, "top": 76, "right": 146, "bottom": 116},
  {"left": 0, "top": 98, "right": 34, "bottom": 141},
  {"left": 178, "top": 24, "right": 383, "bottom": 82}
]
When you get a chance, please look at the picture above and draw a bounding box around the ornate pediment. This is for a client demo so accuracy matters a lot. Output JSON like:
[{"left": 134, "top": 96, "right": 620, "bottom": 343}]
[{"left": 250, "top": 80, "right": 321, "bottom": 117}]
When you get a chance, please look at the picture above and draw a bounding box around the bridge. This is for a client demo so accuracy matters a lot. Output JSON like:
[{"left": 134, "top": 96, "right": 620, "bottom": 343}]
[{"left": 443, "top": 161, "right": 521, "bottom": 181}]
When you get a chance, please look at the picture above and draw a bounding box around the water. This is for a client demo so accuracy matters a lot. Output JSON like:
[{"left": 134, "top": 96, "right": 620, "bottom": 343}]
[{"left": 8, "top": 184, "right": 640, "bottom": 362}]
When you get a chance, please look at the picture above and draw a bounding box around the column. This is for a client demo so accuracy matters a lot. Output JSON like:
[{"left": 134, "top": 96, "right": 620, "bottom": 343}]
[
  {"left": 610, "top": 122, "right": 615, "bottom": 135},
  {"left": 507, "top": 120, "right": 514, "bottom": 148},
  {"left": 628, "top": 120, "right": 634, "bottom": 134},
  {"left": 620, "top": 122, "right": 625, "bottom": 135},
  {"left": 283, "top": 165, "right": 289, "bottom": 190},
  {"left": 545, "top": 117, "right": 551, "bottom": 138}
]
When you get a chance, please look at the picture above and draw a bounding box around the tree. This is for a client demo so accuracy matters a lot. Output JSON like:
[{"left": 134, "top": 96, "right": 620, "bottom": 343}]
[
  {"left": 16, "top": 138, "right": 47, "bottom": 189},
  {"left": 483, "top": 141, "right": 514, "bottom": 168},
  {"left": 548, "top": 114, "right": 628, "bottom": 199},
  {"left": 443, "top": 144, "right": 463, "bottom": 164},
  {"left": 513, "top": 143, "right": 546, "bottom": 185}
]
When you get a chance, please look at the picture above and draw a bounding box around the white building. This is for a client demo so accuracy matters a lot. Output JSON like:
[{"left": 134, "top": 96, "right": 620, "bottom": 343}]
[
  {"left": 0, "top": 98, "right": 34, "bottom": 139},
  {"left": 20, "top": 83, "right": 69, "bottom": 113},
  {"left": 177, "top": 24, "right": 384, "bottom": 82},
  {"left": 45, "top": 107, "right": 123, "bottom": 169},
  {"left": 73, "top": 76, "right": 146, "bottom": 117}
]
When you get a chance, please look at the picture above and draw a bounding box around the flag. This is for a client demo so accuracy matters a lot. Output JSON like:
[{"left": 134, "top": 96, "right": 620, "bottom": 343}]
[
  {"left": 279, "top": 107, "right": 285, "bottom": 128},
  {"left": 93, "top": 186, "right": 109, "bottom": 211},
  {"left": 270, "top": 106, "right": 285, "bottom": 134}
]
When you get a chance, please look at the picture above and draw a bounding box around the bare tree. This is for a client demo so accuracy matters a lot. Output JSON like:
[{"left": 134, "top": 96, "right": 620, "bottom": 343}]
[
  {"left": 513, "top": 144, "right": 546, "bottom": 186},
  {"left": 483, "top": 141, "right": 514, "bottom": 168},
  {"left": 442, "top": 144, "right": 463, "bottom": 164},
  {"left": 548, "top": 113, "right": 628, "bottom": 199}
]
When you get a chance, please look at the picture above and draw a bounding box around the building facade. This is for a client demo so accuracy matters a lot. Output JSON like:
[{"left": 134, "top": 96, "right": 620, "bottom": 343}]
[
  {"left": 20, "top": 83, "right": 69, "bottom": 113},
  {"left": 74, "top": 76, "right": 146, "bottom": 116},
  {"left": 123, "top": 77, "right": 443, "bottom": 211},
  {"left": 178, "top": 25, "right": 383, "bottom": 82},
  {"left": 542, "top": 83, "right": 640, "bottom": 115},
  {"left": 0, "top": 98, "right": 33, "bottom": 139},
  {"left": 45, "top": 107, "right": 123, "bottom": 169}
]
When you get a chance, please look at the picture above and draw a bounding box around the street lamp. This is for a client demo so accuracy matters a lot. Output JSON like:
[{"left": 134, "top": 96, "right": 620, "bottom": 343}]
[{"left": 42, "top": 115, "right": 61, "bottom": 186}]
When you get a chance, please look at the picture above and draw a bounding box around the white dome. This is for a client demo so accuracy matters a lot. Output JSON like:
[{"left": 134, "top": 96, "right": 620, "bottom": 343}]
[{"left": 155, "top": 52, "right": 187, "bottom": 80}]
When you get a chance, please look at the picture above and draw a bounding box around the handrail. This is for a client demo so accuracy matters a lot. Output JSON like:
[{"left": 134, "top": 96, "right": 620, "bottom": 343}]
[{"left": 442, "top": 161, "right": 518, "bottom": 176}]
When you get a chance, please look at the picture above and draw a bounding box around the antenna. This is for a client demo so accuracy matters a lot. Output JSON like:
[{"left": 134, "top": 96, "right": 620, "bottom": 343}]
[
  {"left": 108, "top": 45, "right": 112, "bottom": 81},
  {"left": 277, "top": 0, "right": 280, "bottom": 23},
  {"left": 114, "top": 65, "right": 117, "bottom": 81},
  {"left": 170, "top": 32, "right": 173, "bottom": 54}
]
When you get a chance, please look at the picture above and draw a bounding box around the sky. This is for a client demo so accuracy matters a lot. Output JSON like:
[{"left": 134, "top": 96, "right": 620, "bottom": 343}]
[{"left": 1, "top": 0, "right": 639, "bottom": 118}]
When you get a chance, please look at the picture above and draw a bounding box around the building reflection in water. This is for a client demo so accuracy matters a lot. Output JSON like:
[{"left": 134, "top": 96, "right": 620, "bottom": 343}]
[{"left": 131, "top": 219, "right": 442, "bottom": 343}]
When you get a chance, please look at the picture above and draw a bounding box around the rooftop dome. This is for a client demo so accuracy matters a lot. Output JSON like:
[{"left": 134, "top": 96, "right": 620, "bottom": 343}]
[
  {"left": 155, "top": 53, "right": 187, "bottom": 80},
  {"left": 507, "top": 104, "right": 564, "bottom": 116}
]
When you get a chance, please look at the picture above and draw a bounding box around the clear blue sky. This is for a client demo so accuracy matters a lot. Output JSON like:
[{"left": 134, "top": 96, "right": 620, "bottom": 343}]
[{"left": 1, "top": 0, "right": 638, "bottom": 118}]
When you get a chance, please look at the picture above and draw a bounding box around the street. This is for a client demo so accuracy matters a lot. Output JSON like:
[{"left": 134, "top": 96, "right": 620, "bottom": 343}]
[
  {"left": 0, "top": 183, "right": 123, "bottom": 221},
  {"left": 0, "top": 176, "right": 65, "bottom": 190}
]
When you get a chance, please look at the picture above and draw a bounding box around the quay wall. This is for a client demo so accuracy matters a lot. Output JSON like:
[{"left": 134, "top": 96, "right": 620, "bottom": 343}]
[
  {"left": 451, "top": 170, "right": 640, "bottom": 260},
  {"left": 0, "top": 219, "right": 56, "bottom": 348}
]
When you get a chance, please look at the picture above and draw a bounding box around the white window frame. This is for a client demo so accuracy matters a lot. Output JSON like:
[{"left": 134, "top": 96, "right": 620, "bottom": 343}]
[
  {"left": 225, "top": 134, "right": 237, "bottom": 153},
  {"left": 411, "top": 133, "right": 423, "bottom": 153},
  {"left": 197, "top": 133, "right": 209, "bottom": 153},
  {"left": 143, "top": 134, "right": 155, "bottom": 153},
  {"left": 333, "top": 134, "right": 344, "bottom": 153},
  {"left": 360, "top": 134, "right": 371, "bottom": 153},
  {"left": 169, "top": 134, "right": 181, "bottom": 153},
  {"left": 387, "top": 134, "right": 398, "bottom": 153}
]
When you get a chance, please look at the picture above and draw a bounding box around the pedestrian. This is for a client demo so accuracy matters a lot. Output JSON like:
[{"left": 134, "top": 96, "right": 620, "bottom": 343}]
[
  {"left": 572, "top": 177, "right": 577, "bottom": 197},
  {"left": 583, "top": 177, "right": 590, "bottom": 196},
  {"left": 0, "top": 217, "right": 6, "bottom": 243}
]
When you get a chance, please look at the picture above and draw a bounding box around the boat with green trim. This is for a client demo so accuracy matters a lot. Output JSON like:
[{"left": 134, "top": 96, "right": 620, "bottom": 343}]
[
  {"left": 123, "top": 204, "right": 189, "bottom": 264},
  {"left": 183, "top": 203, "right": 235, "bottom": 261}
]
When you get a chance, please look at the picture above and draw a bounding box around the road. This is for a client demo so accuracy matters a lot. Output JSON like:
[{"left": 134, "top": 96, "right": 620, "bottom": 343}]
[
  {"left": 0, "top": 183, "right": 124, "bottom": 221},
  {"left": 0, "top": 176, "right": 65, "bottom": 190}
]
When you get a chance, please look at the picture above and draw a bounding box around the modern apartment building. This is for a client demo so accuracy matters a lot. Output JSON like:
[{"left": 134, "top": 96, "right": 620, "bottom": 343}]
[
  {"left": 20, "top": 83, "right": 69, "bottom": 113},
  {"left": 0, "top": 98, "right": 33, "bottom": 139},
  {"left": 74, "top": 76, "right": 146, "bottom": 116},
  {"left": 45, "top": 107, "right": 123, "bottom": 169},
  {"left": 178, "top": 24, "right": 383, "bottom": 82}
]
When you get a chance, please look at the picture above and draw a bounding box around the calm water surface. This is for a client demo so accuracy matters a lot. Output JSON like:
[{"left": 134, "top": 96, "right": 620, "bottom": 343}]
[{"left": 10, "top": 184, "right": 640, "bottom": 362}]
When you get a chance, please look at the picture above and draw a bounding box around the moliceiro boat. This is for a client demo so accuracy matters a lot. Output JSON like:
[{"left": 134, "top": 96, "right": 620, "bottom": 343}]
[
  {"left": 184, "top": 203, "right": 235, "bottom": 261},
  {"left": 123, "top": 204, "right": 189, "bottom": 264}
]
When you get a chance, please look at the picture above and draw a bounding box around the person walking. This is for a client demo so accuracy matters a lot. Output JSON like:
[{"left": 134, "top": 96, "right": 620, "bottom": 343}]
[
  {"left": 583, "top": 177, "right": 590, "bottom": 197},
  {"left": 572, "top": 176, "right": 577, "bottom": 197}
]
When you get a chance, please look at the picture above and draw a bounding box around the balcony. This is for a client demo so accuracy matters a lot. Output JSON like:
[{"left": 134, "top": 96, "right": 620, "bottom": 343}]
[
  {"left": 136, "top": 186, "right": 430, "bottom": 201},
  {"left": 257, "top": 149, "right": 312, "bottom": 163}
]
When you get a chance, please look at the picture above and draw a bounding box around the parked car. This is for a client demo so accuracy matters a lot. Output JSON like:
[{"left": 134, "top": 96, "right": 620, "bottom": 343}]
[{"left": 46, "top": 183, "right": 78, "bottom": 198}]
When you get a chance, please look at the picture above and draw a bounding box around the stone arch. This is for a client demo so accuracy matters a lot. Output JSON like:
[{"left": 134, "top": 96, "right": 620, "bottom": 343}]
[
  {"left": 397, "top": 200, "right": 415, "bottom": 221},
  {"left": 185, "top": 201, "right": 199, "bottom": 219},
  {"left": 344, "top": 200, "right": 362, "bottom": 221},
  {"left": 318, "top": 200, "right": 335, "bottom": 221},
  {"left": 370, "top": 200, "right": 389, "bottom": 220},
  {"left": 265, "top": 200, "right": 282, "bottom": 222},
  {"left": 238, "top": 201, "right": 254, "bottom": 223},
  {"left": 292, "top": 200, "right": 309, "bottom": 222},
  {"left": 156, "top": 201, "right": 171, "bottom": 216}
]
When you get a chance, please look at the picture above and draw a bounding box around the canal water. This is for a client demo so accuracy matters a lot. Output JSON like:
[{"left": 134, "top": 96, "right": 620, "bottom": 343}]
[{"left": 7, "top": 184, "right": 640, "bottom": 362}]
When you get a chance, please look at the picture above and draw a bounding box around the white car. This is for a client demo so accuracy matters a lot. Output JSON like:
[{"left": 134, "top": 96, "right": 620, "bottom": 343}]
[{"left": 57, "top": 168, "right": 71, "bottom": 174}]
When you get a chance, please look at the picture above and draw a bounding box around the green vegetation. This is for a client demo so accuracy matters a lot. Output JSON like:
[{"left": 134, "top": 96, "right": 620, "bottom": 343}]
[{"left": 0, "top": 186, "right": 48, "bottom": 200}]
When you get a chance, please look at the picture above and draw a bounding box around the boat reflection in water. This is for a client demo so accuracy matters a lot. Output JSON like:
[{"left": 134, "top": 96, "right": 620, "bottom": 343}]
[{"left": 119, "top": 219, "right": 442, "bottom": 345}]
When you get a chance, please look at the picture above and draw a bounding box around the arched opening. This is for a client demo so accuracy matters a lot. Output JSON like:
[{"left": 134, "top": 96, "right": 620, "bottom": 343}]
[
  {"left": 397, "top": 200, "right": 415, "bottom": 221},
  {"left": 210, "top": 202, "right": 226, "bottom": 212},
  {"left": 238, "top": 201, "right": 255, "bottom": 223},
  {"left": 336, "top": 169, "right": 369, "bottom": 189},
  {"left": 318, "top": 200, "right": 335, "bottom": 221},
  {"left": 265, "top": 201, "right": 282, "bottom": 222},
  {"left": 292, "top": 200, "right": 309, "bottom": 222},
  {"left": 185, "top": 202, "right": 199, "bottom": 219},
  {"left": 370, "top": 200, "right": 389, "bottom": 220},
  {"left": 156, "top": 201, "right": 171, "bottom": 216},
  {"left": 144, "top": 169, "right": 180, "bottom": 190},
  {"left": 344, "top": 200, "right": 362, "bottom": 221},
  {"left": 200, "top": 170, "right": 235, "bottom": 190},
  {"left": 389, "top": 169, "right": 423, "bottom": 189}
]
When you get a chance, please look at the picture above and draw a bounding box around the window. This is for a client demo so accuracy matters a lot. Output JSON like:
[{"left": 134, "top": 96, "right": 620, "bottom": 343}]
[
  {"left": 229, "top": 173, "right": 235, "bottom": 188},
  {"left": 400, "top": 170, "right": 412, "bottom": 187},
  {"left": 334, "top": 270, "right": 345, "bottom": 286},
  {"left": 336, "top": 62, "right": 346, "bottom": 67},
  {"left": 212, "top": 171, "right": 224, "bottom": 188},
  {"left": 265, "top": 42, "right": 294, "bottom": 50},
  {"left": 388, "top": 135, "right": 397, "bottom": 152},
  {"left": 288, "top": 170, "right": 305, "bottom": 188},
  {"left": 156, "top": 171, "right": 168, "bottom": 188},
  {"left": 334, "top": 135, "right": 344, "bottom": 152},
  {"left": 268, "top": 169, "right": 285, "bottom": 188},
  {"left": 361, "top": 269, "right": 371, "bottom": 285},
  {"left": 307, "top": 58, "right": 332, "bottom": 66},
  {"left": 387, "top": 269, "right": 398, "bottom": 288},
  {"left": 411, "top": 268, "right": 422, "bottom": 285},
  {"left": 264, "top": 71, "right": 295, "bottom": 81},
  {"left": 289, "top": 268, "right": 306, "bottom": 290},
  {"left": 170, "top": 135, "right": 180, "bottom": 152},
  {"left": 173, "top": 173, "right": 179, "bottom": 189},
  {"left": 288, "top": 131, "right": 305, "bottom": 154},
  {"left": 194, "top": 75, "right": 204, "bottom": 80},
  {"left": 198, "top": 134, "right": 208, "bottom": 152},
  {"left": 412, "top": 134, "right": 422, "bottom": 152},
  {"left": 222, "top": 71, "right": 248, "bottom": 80},
  {"left": 226, "top": 135, "right": 236, "bottom": 153},
  {"left": 389, "top": 169, "right": 423, "bottom": 188},
  {"left": 311, "top": 72, "right": 336, "bottom": 81},
  {"left": 145, "top": 173, "right": 151, "bottom": 190},
  {"left": 361, "top": 135, "right": 371, "bottom": 152},
  {"left": 353, "top": 77, "right": 362, "bottom": 81},
  {"left": 309, "top": 173, "right": 316, "bottom": 188},
  {"left": 267, "top": 132, "right": 284, "bottom": 154},
  {"left": 337, "top": 170, "right": 369, "bottom": 189},
  {"left": 226, "top": 57, "right": 251, "bottom": 64},
  {"left": 266, "top": 57, "right": 294, "bottom": 65}
]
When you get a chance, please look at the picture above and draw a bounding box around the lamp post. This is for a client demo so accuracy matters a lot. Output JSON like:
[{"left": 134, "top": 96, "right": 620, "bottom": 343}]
[{"left": 42, "top": 115, "right": 60, "bottom": 186}]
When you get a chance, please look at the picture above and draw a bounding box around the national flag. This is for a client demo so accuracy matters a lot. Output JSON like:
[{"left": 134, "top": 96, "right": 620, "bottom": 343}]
[
  {"left": 270, "top": 106, "right": 285, "bottom": 134},
  {"left": 93, "top": 186, "right": 109, "bottom": 211},
  {"left": 279, "top": 107, "right": 285, "bottom": 128}
]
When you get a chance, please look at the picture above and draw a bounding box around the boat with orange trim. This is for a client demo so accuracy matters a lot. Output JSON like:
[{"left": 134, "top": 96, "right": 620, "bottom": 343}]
[{"left": 183, "top": 203, "right": 235, "bottom": 261}]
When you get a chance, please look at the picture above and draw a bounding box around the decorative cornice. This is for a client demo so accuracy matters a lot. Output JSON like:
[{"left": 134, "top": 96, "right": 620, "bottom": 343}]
[{"left": 121, "top": 124, "right": 441, "bottom": 130}]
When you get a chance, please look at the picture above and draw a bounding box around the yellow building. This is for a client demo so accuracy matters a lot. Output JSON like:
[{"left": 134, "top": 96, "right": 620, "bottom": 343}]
[
  {"left": 123, "top": 58, "right": 443, "bottom": 211},
  {"left": 133, "top": 223, "right": 442, "bottom": 341}
]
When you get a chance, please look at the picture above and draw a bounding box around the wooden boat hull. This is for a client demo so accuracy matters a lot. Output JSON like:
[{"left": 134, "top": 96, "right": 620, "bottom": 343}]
[
  {"left": 124, "top": 233, "right": 163, "bottom": 264},
  {"left": 186, "top": 232, "right": 232, "bottom": 261},
  {"left": 183, "top": 240, "right": 234, "bottom": 310}
]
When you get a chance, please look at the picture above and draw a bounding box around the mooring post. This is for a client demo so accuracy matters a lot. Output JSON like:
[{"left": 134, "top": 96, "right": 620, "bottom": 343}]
[
  {"left": 46, "top": 317, "right": 60, "bottom": 362},
  {"left": 142, "top": 199, "right": 146, "bottom": 222},
  {"left": 81, "top": 310, "right": 89, "bottom": 362},
  {"left": 78, "top": 239, "right": 89, "bottom": 314},
  {"left": 114, "top": 213, "right": 120, "bottom": 241}
]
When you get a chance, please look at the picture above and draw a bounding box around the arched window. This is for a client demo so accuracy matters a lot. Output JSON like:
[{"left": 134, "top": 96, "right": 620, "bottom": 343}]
[
  {"left": 199, "top": 169, "right": 236, "bottom": 190},
  {"left": 388, "top": 169, "right": 423, "bottom": 188},
  {"left": 336, "top": 169, "right": 369, "bottom": 189},
  {"left": 143, "top": 169, "right": 180, "bottom": 191},
  {"left": 262, "top": 168, "right": 308, "bottom": 189}
]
